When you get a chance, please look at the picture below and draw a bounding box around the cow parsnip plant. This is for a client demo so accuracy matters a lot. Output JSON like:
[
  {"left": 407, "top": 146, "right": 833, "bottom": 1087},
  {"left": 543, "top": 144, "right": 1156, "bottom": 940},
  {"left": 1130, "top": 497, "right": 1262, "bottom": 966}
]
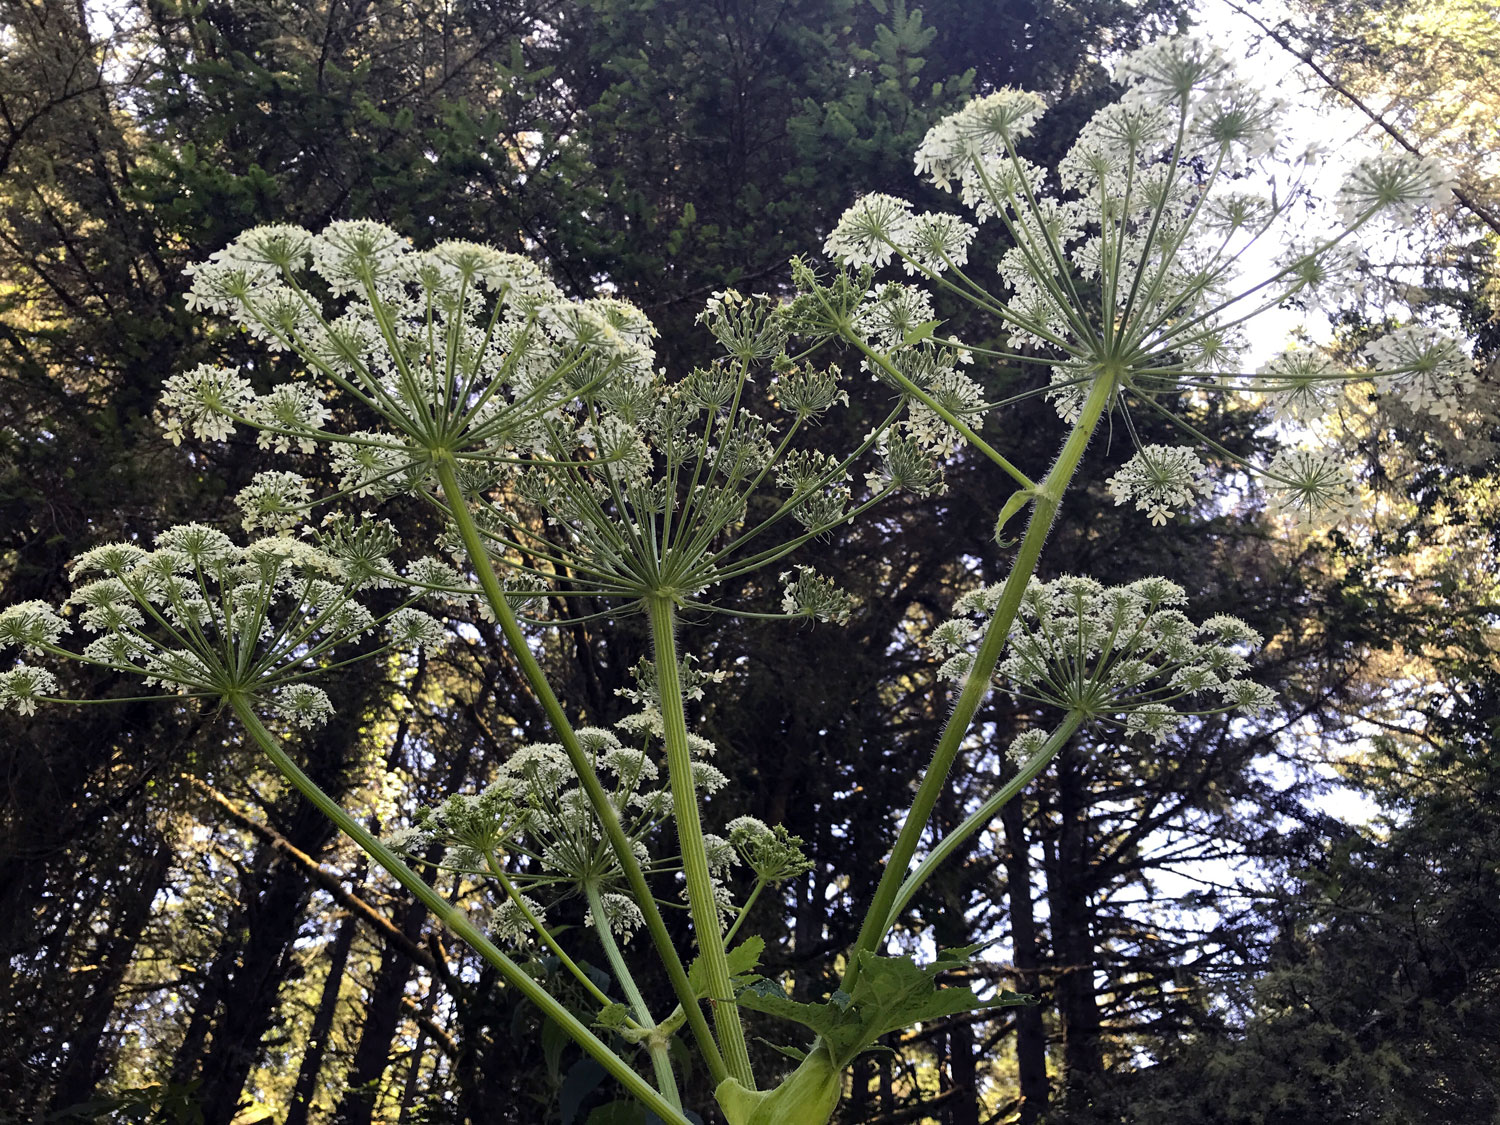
[{"left": 0, "top": 37, "right": 1474, "bottom": 1125}]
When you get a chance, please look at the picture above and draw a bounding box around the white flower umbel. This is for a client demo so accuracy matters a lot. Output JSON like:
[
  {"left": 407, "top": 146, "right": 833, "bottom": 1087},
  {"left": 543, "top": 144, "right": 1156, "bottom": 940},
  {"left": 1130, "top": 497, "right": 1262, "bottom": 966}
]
[
  {"left": 0, "top": 521, "right": 445, "bottom": 729},
  {"left": 1264, "top": 448, "right": 1362, "bottom": 526},
  {"left": 0, "top": 665, "right": 59, "bottom": 716},
  {"left": 1106, "top": 445, "right": 1213, "bottom": 525},
  {"left": 932, "top": 575, "right": 1275, "bottom": 742},
  {"left": 1365, "top": 326, "right": 1474, "bottom": 422},
  {"left": 803, "top": 32, "right": 1470, "bottom": 533}
]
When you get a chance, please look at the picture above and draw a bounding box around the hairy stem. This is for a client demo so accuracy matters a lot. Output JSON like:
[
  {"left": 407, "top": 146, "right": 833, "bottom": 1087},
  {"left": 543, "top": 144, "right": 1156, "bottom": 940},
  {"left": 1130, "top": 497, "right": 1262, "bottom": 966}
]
[{"left": 647, "top": 593, "right": 757, "bottom": 1089}]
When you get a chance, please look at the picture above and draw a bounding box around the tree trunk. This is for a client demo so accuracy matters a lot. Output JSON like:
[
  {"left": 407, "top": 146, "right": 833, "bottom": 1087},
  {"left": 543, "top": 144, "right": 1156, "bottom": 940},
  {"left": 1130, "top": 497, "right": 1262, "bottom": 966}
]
[
  {"left": 1046, "top": 751, "right": 1104, "bottom": 1118},
  {"left": 48, "top": 834, "right": 173, "bottom": 1112},
  {"left": 194, "top": 830, "right": 335, "bottom": 1124},
  {"left": 332, "top": 889, "right": 429, "bottom": 1125},
  {"left": 1002, "top": 798, "right": 1049, "bottom": 1125},
  {"left": 945, "top": 1016, "right": 980, "bottom": 1125},
  {"left": 285, "top": 902, "right": 361, "bottom": 1125}
]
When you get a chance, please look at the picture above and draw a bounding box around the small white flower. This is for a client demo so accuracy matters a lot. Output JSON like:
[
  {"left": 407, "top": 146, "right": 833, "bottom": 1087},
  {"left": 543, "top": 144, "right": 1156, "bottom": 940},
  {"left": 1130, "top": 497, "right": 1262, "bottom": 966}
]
[
  {"left": 274, "top": 684, "right": 335, "bottom": 729},
  {"left": 1365, "top": 326, "right": 1474, "bottom": 421},
  {"left": 1116, "top": 36, "right": 1234, "bottom": 106},
  {"left": 309, "top": 220, "right": 411, "bottom": 295},
  {"left": 1106, "top": 446, "right": 1212, "bottom": 525},
  {"left": 1005, "top": 728, "right": 1050, "bottom": 768},
  {"left": 156, "top": 524, "right": 236, "bottom": 565},
  {"left": 0, "top": 665, "right": 59, "bottom": 715},
  {"left": 913, "top": 89, "right": 1047, "bottom": 190},
  {"left": 585, "top": 892, "right": 644, "bottom": 939},
  {"left": 1336, "top": 151, "right": 1456, "bottom": 223},
  {"left": 388, "top": 608, "right": 448, "bottom": 653},
  {"left": 900, "top": 212, "right": 978, "bottom": 276},
  {"left": 249, "top": 384, "right": 331, "bottom": 453},
  {"left": 159, "top": 365, "right": 256, "bottom": 445},
  {"left": 779, "top": 566, "right": 852, "bottom": 625},
  {"left": 0, "top": 601, "right": 70, "bottom": 653},
  {"left": 68, "top": 543, "right": 148, "bottom": 579},
  {"left": 1264, "top": 448, "right": 1362, "bottom": 525},
  {"left": 824, "top": 194, "right": 916, "bottom": 268},
  {"left": 854, "top": 283, "right": 935, "bottom": 351},
  {"left": 1257, "top": 350, "right": 1345, "bottom": 421},
  {"left": 221, "top": 224, "right": 314, "bottom": 271},
  {"left": 236, "top": 471, "right": 313, "bottom": 534}
]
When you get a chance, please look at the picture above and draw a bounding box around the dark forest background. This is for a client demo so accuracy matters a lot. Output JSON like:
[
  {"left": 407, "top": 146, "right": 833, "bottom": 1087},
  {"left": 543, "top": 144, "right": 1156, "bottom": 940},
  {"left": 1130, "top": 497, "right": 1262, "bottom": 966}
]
[{"left": 2, "top": 0, "right": 1498, "bottom": 1122}]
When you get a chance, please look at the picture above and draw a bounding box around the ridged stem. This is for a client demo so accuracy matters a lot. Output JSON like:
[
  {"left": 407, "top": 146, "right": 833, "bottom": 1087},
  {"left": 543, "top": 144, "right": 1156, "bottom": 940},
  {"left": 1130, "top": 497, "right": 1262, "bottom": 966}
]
[
  {"left": 647, "top": 593, "right": 757, "bottom": 1089},
  {"left": 842, "top": 369, "right": 1116, "bottom": 991},
  {"left": 433, "top": 456, "right": 728, "bottom": 1086}
]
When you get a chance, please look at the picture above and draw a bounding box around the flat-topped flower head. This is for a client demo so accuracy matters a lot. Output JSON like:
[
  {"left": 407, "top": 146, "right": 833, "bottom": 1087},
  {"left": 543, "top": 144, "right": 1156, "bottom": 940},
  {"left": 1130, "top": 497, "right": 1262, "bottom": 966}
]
[
  {"left": 698, "top": 289, "right": 789, "bottom": 360},
  {"left": 932, "top": 576, "right": 1274, "bottom": 743},
  {"left": 825, "top": 194, "right": 916, "bottom": 269},
  {"left": 913, "top": 89, "right": 1047, "bottom": 190},
  {"left": 0, "top": 665, "right": 59, "bottom": 716},
  {"left": 1336, "top": 152, "right": 1456, "bottom": 223},
  {"left": 1264, "top": 449, "right": 1362, "bottom": 527},
  {"left": 0, "top": 601, "right": 69, "bottom": 654},
  {"left": 1365, "top": 326, "right": 1474, "bottom": 421},
  {"left": 1116, "top": 36, "right": 1235, "bottom": 106},
  {"left": 160, "top": 365, "right": 255, "bottom": 446},
  {"left": 310, "top": 220, "right": 412, "bottom": 295},
  {"left": 1257, "top": 350, "right": 1346, "bottom": 422},
  {"left": 1107, "top": 446, "right": 1213, "bottom": 526},
  {"left": 3, "top": 524, "right": 440, "bottom": 729}
]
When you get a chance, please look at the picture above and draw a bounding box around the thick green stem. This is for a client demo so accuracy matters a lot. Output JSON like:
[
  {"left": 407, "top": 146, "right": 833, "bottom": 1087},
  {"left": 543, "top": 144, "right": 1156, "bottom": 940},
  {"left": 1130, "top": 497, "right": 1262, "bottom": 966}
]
[
  {"left": 880, "top": 711, "right": 1086, "bottom": 933},
  {"left": 586, "top": 883, "right": 683, "bottom": 1112},
  {"left": 647, "top": 594, "right": 757, "bottom": 1089},
  {"left": 227, "top": 695, "right": 692, "bottom": 1125},
  {"left": 842, "top": 370, "right": 1116, "bottom": 991},
  {"left": 433, "top": 457, "right": 729, "bottom": 1086}
]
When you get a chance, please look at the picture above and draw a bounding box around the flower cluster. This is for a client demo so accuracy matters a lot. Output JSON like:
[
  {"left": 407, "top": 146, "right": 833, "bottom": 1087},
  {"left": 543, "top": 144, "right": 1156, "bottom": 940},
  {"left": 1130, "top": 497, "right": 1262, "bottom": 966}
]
[
  {"left": 481, "top": 303, "right": 885, "bottom": 615},
  {"left": 1106, "top": 445, "right": 1213, "bottom": 526},
  {"left": 810, "top": 34, "right": 1474, "bottom": 533},
  {"left": 0, "top": 523, "right": 447, "bottom": 727},
  {"left": 393, "top": 720, "right": 738, "bottom": 939},
  {"left": 169, "top": 221, "right": 654, "bottom": 501},
  {"left": 930, "top": 576, "right": 1275, "bottom": 743}
]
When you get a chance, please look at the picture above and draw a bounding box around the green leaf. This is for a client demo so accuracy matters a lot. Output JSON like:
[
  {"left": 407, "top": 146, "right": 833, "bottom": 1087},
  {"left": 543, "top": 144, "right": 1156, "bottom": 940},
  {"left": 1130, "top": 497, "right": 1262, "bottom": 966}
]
[
  {"left": 688, "top": 936, "right": 764, "bottom": 999},
  {"left": 755, "top": 1037, "right": 808, "bottom": 1063},
  {"left": 560, "top": 1058, "right": 607, "bottom": 1125},
  {"left": 901, "top": 319, "right": 939, "bottom": 348},
  {"left": 734, "top": 950, "right": 1027, "bottom": 1070},
  {"left": 594, "top": 1002, "right": 631, "bottom": 1032},
  {"left": 542, "top": 1016, "right": 571, "bottom": 1083}
]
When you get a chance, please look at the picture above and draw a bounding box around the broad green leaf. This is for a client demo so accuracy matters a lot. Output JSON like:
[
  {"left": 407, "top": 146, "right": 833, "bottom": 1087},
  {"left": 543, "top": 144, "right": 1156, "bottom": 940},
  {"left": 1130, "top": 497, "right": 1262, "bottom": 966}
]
[
  {"left": 901, "top": 319, "right": 940, "bottom": 348},
  {"left": 734, "top": 950, "right": 1028, "bottom": 1070},
  {"left": 687, "top": 936, "right": 764, "bottom": 999}
]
